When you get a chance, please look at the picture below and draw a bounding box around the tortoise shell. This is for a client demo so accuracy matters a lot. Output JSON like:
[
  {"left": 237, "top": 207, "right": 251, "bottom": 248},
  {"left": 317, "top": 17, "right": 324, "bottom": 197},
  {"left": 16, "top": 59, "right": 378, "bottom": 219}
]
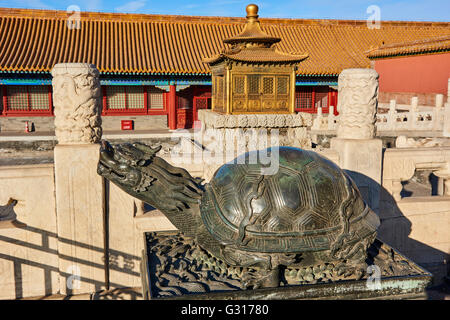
[{"left": 200, "top": 146, "right": 380, "bottom": 253}]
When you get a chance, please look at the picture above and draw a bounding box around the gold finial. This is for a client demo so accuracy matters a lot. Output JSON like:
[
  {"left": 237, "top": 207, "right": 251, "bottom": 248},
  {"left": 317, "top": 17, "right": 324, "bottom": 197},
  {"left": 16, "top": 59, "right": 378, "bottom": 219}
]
[{"left": 246, "top": 4, "right": 259, "bottom": 19}]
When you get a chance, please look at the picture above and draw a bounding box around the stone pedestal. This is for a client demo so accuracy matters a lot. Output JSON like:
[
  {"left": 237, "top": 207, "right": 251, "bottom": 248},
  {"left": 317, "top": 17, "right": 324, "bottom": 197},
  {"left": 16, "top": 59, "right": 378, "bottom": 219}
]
[
  {"left": 54, "top": 144, "right": 105, "bottom": 295},
  {"left": 331, "top": 68, "right": 381, "bottom": 213},
  {"left": 331, "top": 138, "right": 382, "bottom": 213},
  {"left": 52, "top": 63, "right": 105, "bottom": 294},
  {"left": 141, "top": 232, "right": 432, "bottom": 300},
  {"left": 197, "top": 110, "right": 312, "bottom": 181}
]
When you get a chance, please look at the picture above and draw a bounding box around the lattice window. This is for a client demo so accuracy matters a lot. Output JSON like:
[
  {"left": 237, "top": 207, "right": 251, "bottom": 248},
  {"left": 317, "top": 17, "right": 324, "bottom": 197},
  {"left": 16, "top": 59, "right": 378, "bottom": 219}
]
[
  {"left": 277, "top": 76, "right": 288, "bottom": 95},
  {"left": 234, "top": 76, "right": 245, "bottom": 94},
  {"left": 29, "top": 86, "right": 50, "bottom": 110},
  {"left": 295, "top": 88, "right": 313, "bottom": 110},
  {"left": 195, "top": 97, "right": 208, "bottom": 109},
  {"left": 126, "top": 86, "right": 144, "bottom": 110},
  {"left": 105, "top": 86, "right": 148, "bottom": 111},
  {"left": 315, "top": 89, "right": 328, "bottom": 108},
  {"left": 4, "top": 86, "right": 51, "bottom": 113},
  {"left": 263, "top": 77, "right": 274, "bottom": 95},
  {"left": 248, "top": 75, "right": 260, "bottom": 94},
  {"left": 148, "top": 86, "right": 164, "bottom": 109},
  {"left": 217, "top": 76, "right": 224, "bottom": 97},
  {"left": 106, "top": 86, "right": 126, "bottom": 110},
  {"left": 7, "top": 86, "right": 29, "bottom": 111}
]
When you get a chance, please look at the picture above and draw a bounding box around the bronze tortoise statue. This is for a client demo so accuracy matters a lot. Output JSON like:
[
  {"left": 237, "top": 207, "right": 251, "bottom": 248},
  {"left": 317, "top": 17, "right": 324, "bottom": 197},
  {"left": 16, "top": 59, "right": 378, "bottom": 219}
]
[{"left": 97, "top": 141, "right": 380, "bottom": 288}]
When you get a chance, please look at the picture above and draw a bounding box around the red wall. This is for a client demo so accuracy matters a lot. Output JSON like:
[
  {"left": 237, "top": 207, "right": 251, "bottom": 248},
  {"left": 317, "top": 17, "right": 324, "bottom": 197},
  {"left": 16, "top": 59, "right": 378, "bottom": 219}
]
[{"left": 374, "top": 52, "right": 450, "bottom": 95}]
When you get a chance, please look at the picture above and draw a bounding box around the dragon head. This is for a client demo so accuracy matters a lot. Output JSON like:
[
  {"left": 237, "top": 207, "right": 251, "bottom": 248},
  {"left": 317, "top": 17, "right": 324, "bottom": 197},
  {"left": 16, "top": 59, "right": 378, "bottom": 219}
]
[{"left": 97, "top": 140, "right": 160, "bottom": 193}]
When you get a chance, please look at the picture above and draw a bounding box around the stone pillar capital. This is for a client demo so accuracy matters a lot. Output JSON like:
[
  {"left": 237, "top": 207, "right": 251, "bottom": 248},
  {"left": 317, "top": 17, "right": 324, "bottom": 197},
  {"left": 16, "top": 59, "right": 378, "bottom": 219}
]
[
  {"left": 51, "top": 63, "right": 102, "bottom": 144},
  {"left": 336, "top": 68, "right": 379, "bottom": 139}
]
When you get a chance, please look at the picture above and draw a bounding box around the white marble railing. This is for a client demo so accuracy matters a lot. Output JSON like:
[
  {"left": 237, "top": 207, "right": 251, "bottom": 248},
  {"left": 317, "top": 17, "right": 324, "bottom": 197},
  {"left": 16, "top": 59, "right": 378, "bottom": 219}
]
[
  {"left": 382, "top": 146, "right": 450, "bottom": 201},
  {"left": 311, "top": 94, "right": 449, "bottom": 135}
]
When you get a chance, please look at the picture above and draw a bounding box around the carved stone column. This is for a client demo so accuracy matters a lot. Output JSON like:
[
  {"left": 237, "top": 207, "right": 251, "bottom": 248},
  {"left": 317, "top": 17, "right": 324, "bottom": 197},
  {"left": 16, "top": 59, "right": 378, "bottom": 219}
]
[
  {"left": 52, "top": 63, "right": 102, "bottom": 143},
  {"left": 331, "top": 68, "right": 382, "bottom": 213},
  {"left": 336, "top": 68, "right": 378, "bottom": 139},
  {"left": 52, "top": 63, "right": 106, "bottom": 295},
  {"left": 197, "top": 110, "right": 311, "bottom": 181}
]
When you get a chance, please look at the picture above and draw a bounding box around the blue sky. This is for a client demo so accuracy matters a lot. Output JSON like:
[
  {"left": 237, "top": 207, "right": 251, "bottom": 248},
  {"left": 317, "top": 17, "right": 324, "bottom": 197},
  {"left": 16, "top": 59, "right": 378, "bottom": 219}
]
[{"left": 1, "top": 0, "right": 449, "bottom": 21}]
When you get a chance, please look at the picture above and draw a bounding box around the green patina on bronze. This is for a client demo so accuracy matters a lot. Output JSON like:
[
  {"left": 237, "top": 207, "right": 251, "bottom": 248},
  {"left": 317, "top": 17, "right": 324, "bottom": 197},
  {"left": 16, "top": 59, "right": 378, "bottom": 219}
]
[{"left": 98, "top": 141, "right": 380, "bottom": 289}]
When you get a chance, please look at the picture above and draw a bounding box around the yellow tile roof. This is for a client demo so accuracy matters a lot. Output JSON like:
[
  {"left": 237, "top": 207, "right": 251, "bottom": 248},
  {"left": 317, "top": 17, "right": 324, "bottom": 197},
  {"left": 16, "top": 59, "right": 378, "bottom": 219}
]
[
  {"left": 0, "top": 8, "right": 449, "bottom": 76},
  {"left": 366, "top": 35, "right": 450, "bottom": 59}
]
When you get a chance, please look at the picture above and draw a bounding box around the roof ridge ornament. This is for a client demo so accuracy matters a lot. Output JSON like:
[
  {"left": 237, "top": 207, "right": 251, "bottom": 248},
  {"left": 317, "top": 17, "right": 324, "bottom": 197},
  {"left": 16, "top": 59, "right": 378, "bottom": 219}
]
[
  {"left": 223, "top": 4, "right": 281, "bottom": 47},
  {"left": 203, "top": 4, "right": 308, "bottom": 65},
  {"left": 203, "top": 3, "right": 308, "bottom": 114},
  {"left": 246, "top": 3, "right": 259, "bottom": 20}
]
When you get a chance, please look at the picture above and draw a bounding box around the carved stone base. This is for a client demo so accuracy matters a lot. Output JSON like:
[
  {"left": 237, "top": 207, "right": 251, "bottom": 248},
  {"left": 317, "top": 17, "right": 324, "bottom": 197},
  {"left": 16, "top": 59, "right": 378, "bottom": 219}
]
[
  {"left": 331, "top": 138, "right": 382, "bottom": 213},
  {"left": 197, "top": 110, "right": 313, "bottom": 181},
  {"left": 54, "top": 144, "right": 105, "bottom": 294},
  {"left": 197, "top": 110, "right": 312, "bottom": 149},
  {"left": 141, "top": 231, "right": 432, "bottom": 300}
]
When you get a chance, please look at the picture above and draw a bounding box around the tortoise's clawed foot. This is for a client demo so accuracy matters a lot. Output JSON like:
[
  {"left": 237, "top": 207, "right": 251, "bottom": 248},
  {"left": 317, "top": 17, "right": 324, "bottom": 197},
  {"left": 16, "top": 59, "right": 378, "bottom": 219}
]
[
  {"left": 241, "top": 272, "right": 263, "bottom": 290},
  {"left": 241, "top": 268, "right": 280, "bottom": 289},
  {"left": 334, "top": 261, "right": 364, "bottom": 279}
]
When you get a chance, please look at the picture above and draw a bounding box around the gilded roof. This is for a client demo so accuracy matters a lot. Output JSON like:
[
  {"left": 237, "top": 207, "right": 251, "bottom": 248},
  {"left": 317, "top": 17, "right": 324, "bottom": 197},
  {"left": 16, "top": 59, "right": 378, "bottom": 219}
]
[
  {"left": 205, "top": 4, "right": 308, "bottom": 65},
  {"left": 204, "top": 47, "right": 308, "bottom": 64},
  {"left": 0, "top": 8, "right": 450, "bottom": 76},
  {"left": 223, "top": 4, "right": 281, "bottom": 46},
  {"left": 366, "top": 35, "right": 450, "bottom": 59}
]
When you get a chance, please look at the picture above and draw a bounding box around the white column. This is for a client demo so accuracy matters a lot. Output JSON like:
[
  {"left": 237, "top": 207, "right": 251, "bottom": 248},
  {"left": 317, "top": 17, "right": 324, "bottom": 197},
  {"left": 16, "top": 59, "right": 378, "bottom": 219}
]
[
  {"left": 331, "top": 68, "right": 382, "bottom": 213},
  {"left": 52, "top": 63, "right": 106, "bottom": 295}
]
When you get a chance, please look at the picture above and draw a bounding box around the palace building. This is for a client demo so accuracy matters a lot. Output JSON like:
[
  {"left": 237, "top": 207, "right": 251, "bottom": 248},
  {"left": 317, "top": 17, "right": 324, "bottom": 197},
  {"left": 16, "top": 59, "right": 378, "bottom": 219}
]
[
  {"left": 0, "top": 7, "right": 449, "bottom": 131},
  {"left": 367, "top": 35, "right": 450, "bottom": 106}
]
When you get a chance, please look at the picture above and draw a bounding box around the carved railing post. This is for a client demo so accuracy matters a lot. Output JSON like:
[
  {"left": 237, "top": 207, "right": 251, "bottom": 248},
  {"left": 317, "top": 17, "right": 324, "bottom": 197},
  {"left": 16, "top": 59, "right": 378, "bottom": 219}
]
[
  {"left": 51, "top": 63, "right": 106, "bottom": 295},
  {"left": 409, "top": 97, "right": 418, "bottom": 130},
  {"left": 331, "top": 68, "right": 382, "bottom": 213},
  {"left": 311, "top": 106, "right": 323, "bottom": 130},
  {"left": 434, "top": 94, "right": 444, "bottom": 131},
  {"left": 328, "top": 106, "right": 336, "bottom": 130},
  {"left": 388, "top": 100, "right": 396, "bottom": 130},
  {"left": 444, "top": 81, "right": 450, "bottom": 137}
]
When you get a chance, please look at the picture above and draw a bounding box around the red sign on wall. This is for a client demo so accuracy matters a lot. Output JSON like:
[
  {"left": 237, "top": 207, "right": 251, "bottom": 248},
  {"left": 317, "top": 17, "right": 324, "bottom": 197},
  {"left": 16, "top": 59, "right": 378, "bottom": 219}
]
[{"left": 121, "top": 120, "right": 134, "bottom": 130}]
